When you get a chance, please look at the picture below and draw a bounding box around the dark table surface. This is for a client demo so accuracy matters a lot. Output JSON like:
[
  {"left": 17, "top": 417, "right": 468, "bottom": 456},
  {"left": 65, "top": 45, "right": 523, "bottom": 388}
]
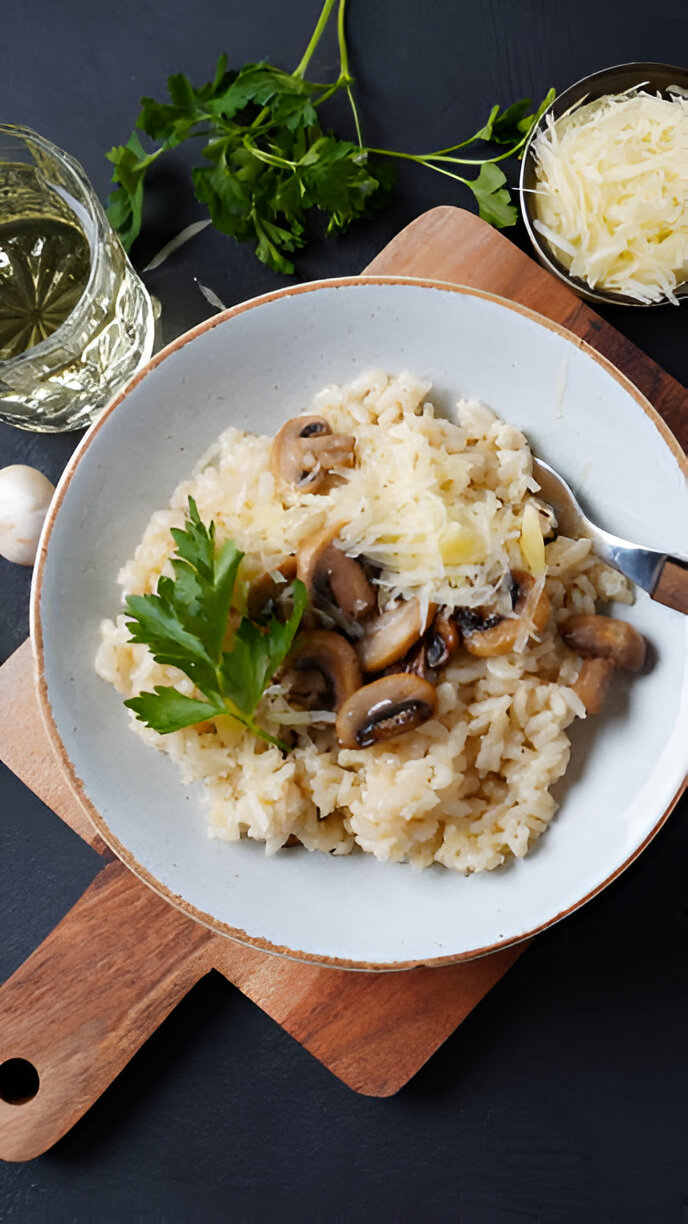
[{"left": 1, "top": 2, "right": 687, "bottom": 1220}]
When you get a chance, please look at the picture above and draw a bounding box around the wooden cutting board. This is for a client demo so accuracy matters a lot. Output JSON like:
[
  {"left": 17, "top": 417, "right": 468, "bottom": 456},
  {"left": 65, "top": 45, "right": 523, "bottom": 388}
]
[{"left": 1, "top": 206, "right": 686, "bottom": 1163}]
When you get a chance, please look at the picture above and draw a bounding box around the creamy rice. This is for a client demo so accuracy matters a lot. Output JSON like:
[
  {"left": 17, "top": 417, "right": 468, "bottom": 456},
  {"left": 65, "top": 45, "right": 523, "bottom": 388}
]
[{"left": 95, "top": 371, "right": 632, "bottom": 872}]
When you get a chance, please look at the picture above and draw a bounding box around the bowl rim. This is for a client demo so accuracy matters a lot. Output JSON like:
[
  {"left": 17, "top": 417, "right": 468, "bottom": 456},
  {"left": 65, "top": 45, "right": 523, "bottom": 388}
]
[
  {"left": 518, "top": 61, "right": 688, "bottom": 307},
  {"left": 30, "top": 274, "right": 688, "bottom": 970}
]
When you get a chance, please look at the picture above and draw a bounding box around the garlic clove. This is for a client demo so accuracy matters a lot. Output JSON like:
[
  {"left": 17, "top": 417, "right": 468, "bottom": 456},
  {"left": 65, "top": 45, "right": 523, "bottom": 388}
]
[{"left": 0, "top": 464, "right": 55, "bottom": 566}]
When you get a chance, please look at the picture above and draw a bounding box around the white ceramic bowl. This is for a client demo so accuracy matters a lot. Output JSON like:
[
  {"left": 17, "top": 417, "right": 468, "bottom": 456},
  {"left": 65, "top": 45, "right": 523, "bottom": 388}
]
[{"left": 32, "top": 278, "right": 688, "bottom": 969}]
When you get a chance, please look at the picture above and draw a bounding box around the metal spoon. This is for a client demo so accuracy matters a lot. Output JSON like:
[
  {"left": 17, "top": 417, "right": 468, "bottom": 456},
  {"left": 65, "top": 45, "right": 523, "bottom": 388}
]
[{"left": 532, "top": 458, "right": 688, "bottom": 613}]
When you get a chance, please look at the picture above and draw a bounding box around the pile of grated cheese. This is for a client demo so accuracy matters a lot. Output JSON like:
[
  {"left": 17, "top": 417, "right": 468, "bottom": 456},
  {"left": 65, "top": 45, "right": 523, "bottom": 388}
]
[
  {"left": 293, "top": 372, "right": 549, "bottom": 625},
  {"left": 117, "top": 372, "right": 554, "bottom": 646},
  {"left": 531, "top": 90, "right": 688, "bottom": 303}
]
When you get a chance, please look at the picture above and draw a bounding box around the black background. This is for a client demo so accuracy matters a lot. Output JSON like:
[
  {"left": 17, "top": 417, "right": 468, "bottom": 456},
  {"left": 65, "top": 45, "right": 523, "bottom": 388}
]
[{"left": 1, "top": 2, "right": 687, "bottom": 1220}]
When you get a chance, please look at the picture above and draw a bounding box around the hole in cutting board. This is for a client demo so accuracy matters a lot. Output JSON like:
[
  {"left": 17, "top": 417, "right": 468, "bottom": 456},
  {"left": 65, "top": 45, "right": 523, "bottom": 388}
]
[{"left": 0, "top": 1058, "right": 40, "bottom": 1104}]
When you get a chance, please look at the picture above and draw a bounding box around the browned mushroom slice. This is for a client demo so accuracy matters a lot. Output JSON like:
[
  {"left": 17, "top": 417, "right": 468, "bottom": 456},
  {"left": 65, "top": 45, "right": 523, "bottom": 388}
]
[
  {"left": 559, "top": 614, "right": 646, "bottom": 672},
  {"left": 246, "top": 556, "right": 298, "bottom": 623},
  {"left": 424, "top": 609, "right": 460, "bottom": 669},
  {"left": 383, "top": 610, "right": 458, "bottom": 680},
  {"left": 287, "top": 666, "right": 330, "bottom": 703},
  {"left": 357, "top": 598, "right": 436, "bottom": 673},
  {"left": 572, "top": 657, "right": 616, "bottom": 714},
  {"left": 383, "top": 638, "right": 430, "bottom": 680},
  {"left": 289, "top": 629, "right": 363, "bottom": 711},
  {"left": 297, "top": 523, "right": 377, "bottom": 626},
  {"left": 270, "top": 415, "right": 355, "bottom": 492},
  {"left": 462, "top": 571, "right": 551, "bottom": 657},
  {"left": 336, "top": 674, "right": 438, "bottom": 749},
  {"left": 453, "top": 606, "right": 503, "bottom": 635}
]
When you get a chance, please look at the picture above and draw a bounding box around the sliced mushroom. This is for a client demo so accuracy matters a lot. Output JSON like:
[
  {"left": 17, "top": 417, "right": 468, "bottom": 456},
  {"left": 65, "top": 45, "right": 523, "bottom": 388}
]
[
  {"left": 453, "top": 572, "right": 523, "bottom": 640},
  {"left": 297, "top": 523, "right": 377, "bottom": 628},
  {"left": 336, "top": 673, "right": 438, "bottom": 749},
  {"left": 424, "top": 609, "right": 460, "bottom": 669},
  {"left": 453, "top": 606, "right": 503, "bottom": 635},
  {"left": 559, "top": 614, "right": 646, "bottom": 672},
  {"left": 288, "top": 629, "right": 363, "bottom": 710},
  {"left": 287, "top": 666, "right": 330, "bottom": 703},
  {"left": 462, "top": 571, "right": 551, "bottom": 657},
  {"left": 246, "top": 556, "right": 297, "bottom": 623},
  {"left": 384, "top": 609, "right": 459, "bottom": 679},
  {"left": 357, "top": 598, "right": 436, "bottom": 673},
  {"left": 572, "top": 657, "right": 616, "bottom": 714},
  {"left": 383, "top": 639, "right": 430, "bottom": 680},
  {"left": 270, "top": 416, "right": 355, "bottom": 492}
]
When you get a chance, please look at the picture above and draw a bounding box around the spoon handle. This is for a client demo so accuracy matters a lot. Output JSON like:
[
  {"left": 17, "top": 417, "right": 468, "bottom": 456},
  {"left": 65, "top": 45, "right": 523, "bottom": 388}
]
[{"left": 652, "top": 556, "right": 688, "bottom": 613}]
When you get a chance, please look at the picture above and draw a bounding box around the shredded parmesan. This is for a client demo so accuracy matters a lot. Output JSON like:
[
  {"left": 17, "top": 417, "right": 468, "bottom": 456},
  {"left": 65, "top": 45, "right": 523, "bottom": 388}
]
[
  {"left": 531, "top": 90, "right": 688, "bottom": 303},
  {"left": 303, "top": 388, "right": 537, "bottom": 617},
  {"left": 520, "top": 502, "right": 546, "bottom": 577}
]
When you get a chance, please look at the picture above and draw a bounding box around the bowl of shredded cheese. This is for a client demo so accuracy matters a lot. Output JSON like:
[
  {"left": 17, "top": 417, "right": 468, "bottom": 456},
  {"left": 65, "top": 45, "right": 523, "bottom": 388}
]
[{"left": 519, "top": 63, "right": 688, "bottom": 306}]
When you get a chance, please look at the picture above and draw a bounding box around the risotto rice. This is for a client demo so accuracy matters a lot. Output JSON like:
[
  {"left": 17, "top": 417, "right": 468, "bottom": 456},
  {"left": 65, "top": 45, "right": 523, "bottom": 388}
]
[{"left": 95, "top": 370, "right": 634, "bottom": 873}]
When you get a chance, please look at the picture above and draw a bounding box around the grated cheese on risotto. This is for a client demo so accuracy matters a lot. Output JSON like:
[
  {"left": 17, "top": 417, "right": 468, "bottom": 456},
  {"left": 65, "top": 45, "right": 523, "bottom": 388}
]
[{"left": 95, "top": 371, "right": 633, "bottom": 873}]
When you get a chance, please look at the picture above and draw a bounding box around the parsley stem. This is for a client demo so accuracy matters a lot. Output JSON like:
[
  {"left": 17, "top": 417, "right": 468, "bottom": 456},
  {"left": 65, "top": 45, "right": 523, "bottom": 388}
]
[
  {"left": 429, "top": 151, "right": 515, "bottom": 165},
  {"left": 243, "top": 136, "right": 297, "bottom": 170},
  {"left": 248, "top": 106, "right": 271, "bottom": 132},
  {"left": 411, "top": 163, "right": 471, "bottom": 187},
  {"left": 312, "top": 80, "right": 345, "bottom": 107},
  {"left": 362, "top": 146, "right": 471, "bottom": 187},
  {"left": 336, "top": 0, "right": 351, "bottom": 80},
  {"left": 293, "top": 0, "right": 338, "bottom": 79},
  {"left": 345, "top": 84, "right": 364, "bottom": 148},
  {"left": 252, "top": 725, "right": 292, "bottom": 753},
  {"left": 336, "top": 0, "right": 363, "bottom": 147},
  {"left": 222, "top": 706, "right": 290, "bottom": 753},
  {"left": 430, "top": 135, "right": 487, "bottom": 155},
  {"left": 366, "top": 141, "right": 527, "bottom": 169},
  {"left": 428, "top": 133, "right": 531, "bottom": 165}
]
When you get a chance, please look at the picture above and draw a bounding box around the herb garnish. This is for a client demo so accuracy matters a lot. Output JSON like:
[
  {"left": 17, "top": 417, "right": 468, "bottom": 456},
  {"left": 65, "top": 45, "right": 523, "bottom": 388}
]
[
  {"left": 106, "top": 0, "right": 554, "bottom": 273},
  {"left": 124, "top": 497, "right": 306, "bottom": 751}
]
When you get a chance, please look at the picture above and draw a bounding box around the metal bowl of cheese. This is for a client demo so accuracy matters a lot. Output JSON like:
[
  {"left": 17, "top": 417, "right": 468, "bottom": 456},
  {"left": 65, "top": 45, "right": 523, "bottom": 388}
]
[{"left": 519, "top": 62, "right": 688, "bottom": 307}]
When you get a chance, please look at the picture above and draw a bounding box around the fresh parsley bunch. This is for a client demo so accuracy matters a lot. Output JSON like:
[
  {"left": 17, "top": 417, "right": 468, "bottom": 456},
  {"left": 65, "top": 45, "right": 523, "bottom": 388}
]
[
  {"left": 106, "top": 0, "right": 554, "bottom": 273},
  {"left": 107, "top": 55, "right": 393, "bottom": 274},
  {"left": 124, "top": 498, "right": 306, "bottom": 751}
]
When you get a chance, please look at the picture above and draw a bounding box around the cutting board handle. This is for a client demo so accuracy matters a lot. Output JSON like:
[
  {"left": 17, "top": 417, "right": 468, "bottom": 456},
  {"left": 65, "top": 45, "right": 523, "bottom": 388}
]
[{"left": 0, "top": 860, "right": 214, "bottom": 1161}]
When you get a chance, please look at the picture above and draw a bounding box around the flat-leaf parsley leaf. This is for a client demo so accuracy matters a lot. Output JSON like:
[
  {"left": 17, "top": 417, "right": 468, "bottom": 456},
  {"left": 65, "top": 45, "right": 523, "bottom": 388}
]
[{"left": 124, "top": 497, "right": 306, "bottom": 751}]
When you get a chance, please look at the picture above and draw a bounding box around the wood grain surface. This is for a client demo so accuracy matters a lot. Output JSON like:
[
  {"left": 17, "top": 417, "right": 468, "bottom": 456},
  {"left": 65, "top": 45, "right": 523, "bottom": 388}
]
[
  {"left": 0, "top": 206, "right": 685, "bottom": 1162},
  {"left": 0, "top": 862, "right": 214, "bottom": 1162},
  {"left": 0, "top": 640, "right": 111, "bottom": 856},
  {"left": 652, "top": 556, "right": 688, "bottom": 613}
]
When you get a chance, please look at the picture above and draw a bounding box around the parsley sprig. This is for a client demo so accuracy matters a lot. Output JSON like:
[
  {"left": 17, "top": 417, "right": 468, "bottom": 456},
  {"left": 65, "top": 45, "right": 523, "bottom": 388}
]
[
  {"left": 106, "top": 0, "right": 554, "bottom": 273},
  {"left": 124, "top": 498, "right": 306, "bottom": 751}
]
